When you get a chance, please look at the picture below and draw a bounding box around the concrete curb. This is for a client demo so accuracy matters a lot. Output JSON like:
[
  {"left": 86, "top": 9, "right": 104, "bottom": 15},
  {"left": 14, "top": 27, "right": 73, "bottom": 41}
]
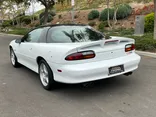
[
  {"left": 0, "top": 33, "right": 23, "bottom": 37},
  {"left": 136, "top": 51, "right": 156, "bottom": 58}
]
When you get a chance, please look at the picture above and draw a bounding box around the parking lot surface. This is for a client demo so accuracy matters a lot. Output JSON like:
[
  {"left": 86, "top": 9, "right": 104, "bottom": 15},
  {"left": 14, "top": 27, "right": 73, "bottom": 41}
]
[{"left": 0, "top": 34, "right": 156, "bottom": 117}]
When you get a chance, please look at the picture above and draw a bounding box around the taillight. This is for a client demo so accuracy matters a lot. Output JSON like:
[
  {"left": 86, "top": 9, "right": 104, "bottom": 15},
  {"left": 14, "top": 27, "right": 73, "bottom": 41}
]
[
  {"left": 125, "top": 44, "right": 135, "bottom": 52},
  {"left": 65, "top": 51, "right": 95, "bottom": 61}
]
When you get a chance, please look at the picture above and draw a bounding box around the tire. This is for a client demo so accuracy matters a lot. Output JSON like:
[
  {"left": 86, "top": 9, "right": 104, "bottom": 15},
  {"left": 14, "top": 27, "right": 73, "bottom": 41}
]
[
  {"left": 10, "top": 48, "right": 20, "bottom": 68},
  {"left": 39, "top": 60, "right": 56, "bottom": 90}
]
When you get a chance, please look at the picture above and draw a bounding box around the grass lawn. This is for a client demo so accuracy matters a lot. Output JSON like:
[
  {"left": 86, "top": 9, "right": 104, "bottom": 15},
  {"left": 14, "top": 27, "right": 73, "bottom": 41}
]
[{"left": 7, "top": 27, "right": 30, "bottom": 35}]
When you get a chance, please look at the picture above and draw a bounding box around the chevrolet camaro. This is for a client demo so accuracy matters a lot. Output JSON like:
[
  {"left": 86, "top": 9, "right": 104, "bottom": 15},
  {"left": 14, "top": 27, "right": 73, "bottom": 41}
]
[{"left": 9, "top": 24, "right": 141, "bottom": 90}]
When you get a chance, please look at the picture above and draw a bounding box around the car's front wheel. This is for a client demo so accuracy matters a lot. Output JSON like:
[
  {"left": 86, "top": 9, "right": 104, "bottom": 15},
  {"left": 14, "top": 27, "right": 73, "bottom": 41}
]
[
  {"left": 10, "top": 48, "right": 20, "bottom": 67},
  {"left": 39, "top": 60, "right": 56, "bottom": 90}
]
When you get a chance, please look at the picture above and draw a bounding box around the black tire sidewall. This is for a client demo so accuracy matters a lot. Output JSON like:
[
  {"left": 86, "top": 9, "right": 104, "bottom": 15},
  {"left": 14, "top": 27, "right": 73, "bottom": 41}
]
[
  {"left": 39, "top": 60, "right": 55, "bottom": 90},
  {"left": 10, "top": 49, "right": 18, "bottom": 67}
]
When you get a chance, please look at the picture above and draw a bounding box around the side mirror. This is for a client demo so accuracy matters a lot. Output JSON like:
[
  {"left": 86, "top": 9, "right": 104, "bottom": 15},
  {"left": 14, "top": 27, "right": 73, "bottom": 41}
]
[{"left": 15, "top": 39, "right": 22, "bottom": 44}]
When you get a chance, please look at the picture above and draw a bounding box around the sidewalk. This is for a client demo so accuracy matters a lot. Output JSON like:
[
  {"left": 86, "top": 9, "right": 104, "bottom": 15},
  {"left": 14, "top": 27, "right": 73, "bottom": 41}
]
[
  {"left": 136, "top": 51, "right": 156, "bottom": 58},
  {"left": 0, "top": 33, "right": 23, "bottom": 37}
]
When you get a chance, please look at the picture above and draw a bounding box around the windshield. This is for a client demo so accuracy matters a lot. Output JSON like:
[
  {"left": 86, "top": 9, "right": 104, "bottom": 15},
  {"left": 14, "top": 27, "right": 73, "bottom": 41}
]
[{"left": 47, "top": 26, "right": 104, "bottom": 43}]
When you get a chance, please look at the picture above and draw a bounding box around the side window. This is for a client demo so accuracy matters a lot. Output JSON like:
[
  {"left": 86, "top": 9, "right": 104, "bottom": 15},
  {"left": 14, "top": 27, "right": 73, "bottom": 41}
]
[
  {"left": 47, "top": 27, "right": 73, "bottom": 43},
  {"left": 25, "top": 28, "right": 43, "bottom": 43}
]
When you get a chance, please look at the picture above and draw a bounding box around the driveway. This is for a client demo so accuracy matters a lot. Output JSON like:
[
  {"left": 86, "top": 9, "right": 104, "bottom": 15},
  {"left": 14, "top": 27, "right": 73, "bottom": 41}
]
[{"left": 0, "top": 33, "right": 156, "bottom": 117}]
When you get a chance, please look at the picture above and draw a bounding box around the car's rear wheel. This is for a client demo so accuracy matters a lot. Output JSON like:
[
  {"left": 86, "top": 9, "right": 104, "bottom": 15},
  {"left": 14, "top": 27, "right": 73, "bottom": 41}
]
[
  {"left": 39, "top": 60, "right": 56, "bottom": 90},
  {"left": 10, "top": 48, "right": 20, "bottom": 67}
]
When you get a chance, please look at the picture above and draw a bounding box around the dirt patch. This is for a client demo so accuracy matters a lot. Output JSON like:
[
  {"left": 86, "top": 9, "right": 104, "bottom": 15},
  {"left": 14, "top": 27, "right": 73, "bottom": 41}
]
[{"left": 51, "top": 2, "right": 153, "bottom": 29}]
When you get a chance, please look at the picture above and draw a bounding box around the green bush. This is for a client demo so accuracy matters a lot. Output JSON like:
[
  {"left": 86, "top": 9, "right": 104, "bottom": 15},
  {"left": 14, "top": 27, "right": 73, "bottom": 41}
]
[
  {"left": 39, "top": 11, "right": 54, "bottom": 24},
  {"left": 100, "top": 8, "right": 114, "bottom": 21},
  {"left": 49, "top": 11, "right": 56, "bottom": 16},
  {"left": 88, "top": 10, "right": 100, "bottom": 20},
  {"left": 116, "top": 4, "right": 132, "bottom": 19},
  {"left": 40, "top": 17, "right": 44, "bottom": 25},
  {"left": 127, "top": 33, "right": 156, "bottom": 51},
  {"left": 98, "top": 21, "right": 108, "bottom": 32},
  {"left": 22, "top": 16, "right": 31, "bottom": 25},
  {"left": 88, "top": 21, "right": 96, "bottom": 26},
  {"left": 2, "top": 20, "right": 12, "bottom": 28},
  {"left": 40, "top": 11, "right": 55, "bottom": 19},
  {"left": 47, "top": 15, "right": 53, "bottom": 22},
  {"left": 31, "top": 15, "right": 38, "bottom": 20},
  {"left": 135, "top": 38, "right": 156, "bottom": 51},
  {"left": 35, "top": 22, "right": 40, "bottom": 27},
  {"left": 145, "top": 13, "right": 154, "bottom": 32},
  {"left": 8, "top": 27, "right": 29, "bottom": 35},
  {"left": 58, "top": 14, "right": 62, "bottom": 19},
  {"left": 40, "top": 14, "right": 53, "bottom": 24}
]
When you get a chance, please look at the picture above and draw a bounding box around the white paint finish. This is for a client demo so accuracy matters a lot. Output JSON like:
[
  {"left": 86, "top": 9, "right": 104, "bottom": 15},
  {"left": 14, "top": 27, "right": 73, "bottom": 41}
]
[
  {"left": 51, "top": 53, "right": 141, "bottom": 83},
  {"left": 10, "top": 37, "right": 141, "bottom": 84}
]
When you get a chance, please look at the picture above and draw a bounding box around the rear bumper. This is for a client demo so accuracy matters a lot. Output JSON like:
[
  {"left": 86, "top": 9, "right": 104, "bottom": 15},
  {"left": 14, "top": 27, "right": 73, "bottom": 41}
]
[{"left": 50, "top": 53, "right": 141, "bottom": 84}]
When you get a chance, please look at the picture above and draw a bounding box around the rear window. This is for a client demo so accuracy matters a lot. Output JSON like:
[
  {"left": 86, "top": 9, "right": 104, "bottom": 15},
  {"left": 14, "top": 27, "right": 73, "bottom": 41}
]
[{"left": 47, "top": 26, "right": 104, "bottom": 43}]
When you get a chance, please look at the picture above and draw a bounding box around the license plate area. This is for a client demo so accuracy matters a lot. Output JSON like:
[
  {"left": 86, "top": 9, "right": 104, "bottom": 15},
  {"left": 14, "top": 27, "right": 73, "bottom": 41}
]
[{"left": 109, "top": 65, "right": 124, "bottom": 75}]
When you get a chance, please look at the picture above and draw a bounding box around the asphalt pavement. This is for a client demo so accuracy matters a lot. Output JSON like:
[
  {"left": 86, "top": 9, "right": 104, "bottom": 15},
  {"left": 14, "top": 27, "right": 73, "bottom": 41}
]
[{"left": 0, "top": 33, "right": 156, "bottom": 117}]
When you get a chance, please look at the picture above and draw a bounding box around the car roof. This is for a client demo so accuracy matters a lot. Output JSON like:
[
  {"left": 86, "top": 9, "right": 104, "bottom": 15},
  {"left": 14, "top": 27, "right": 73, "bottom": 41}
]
[
  {"left": 27, "top": 24, "right": 89, "bottom": 35},
  {"left": 37, "top": 24, "right": 87, "bottom": 28}
]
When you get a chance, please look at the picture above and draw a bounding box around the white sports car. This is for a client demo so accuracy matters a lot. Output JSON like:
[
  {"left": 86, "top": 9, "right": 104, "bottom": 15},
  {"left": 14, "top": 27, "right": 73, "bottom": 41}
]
[{"left": 9, "top": 24, "right": 141, "bottom": 90}]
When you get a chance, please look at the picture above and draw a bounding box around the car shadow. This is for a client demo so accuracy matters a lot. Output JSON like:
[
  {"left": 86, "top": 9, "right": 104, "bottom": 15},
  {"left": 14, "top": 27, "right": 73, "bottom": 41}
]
[{"left": 9, "top": 64, "right": 139, "bottom": 99}]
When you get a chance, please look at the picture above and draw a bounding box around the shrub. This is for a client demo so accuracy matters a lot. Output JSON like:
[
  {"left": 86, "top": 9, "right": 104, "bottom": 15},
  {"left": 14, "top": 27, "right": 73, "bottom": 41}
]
[
  {"left": 40, "top": 11, "right": 55, "bottom": 19},
  {"left": 74, "top": 15, "right": 78, "bottom": 19},
  {"left": 2, "top": 20, "right": 12, "bottom": 28},
  {"left": 100, "top": 8, "right": 114, "bottom": 21},
  {"left": 47, "top": 15, "right": 53, "bottom": 22},
  {"left": 35, "top": 22, "right": 40, "bottom": 27},
  {"left": 22, "top": 16, "right": 31, "bottom": 25},
  {"left": 135, "top": 38, "right": 156, "bottom": 51},
  {"left": 49, "top": 10, "right": 56, "bottom": 16},
  {"left": 116, "top": 4, "right": 132, "bottom": 19},
  {"left": 8, "top": 27, "right": 29, "bottom": 35},
  {"left": 98, "top": 21, "right": 108, "bottom": 32},
  {"left": 88, "top": 21, "right": 96, "bottom": 26},
  {"left": 40, "top": 14, "right": 53, "bottom": 24},
  {"left": 58, "top": 14, "right": 62, "bottom": 19},
  {"left": 31, "top": 15, "right": 38, "bottom": 20},
  {"left": 88, "top": 10, "right": 100, "bottom": 20},
  {"left": 145, "top": 13, "right": 154, "bottom": 32}
]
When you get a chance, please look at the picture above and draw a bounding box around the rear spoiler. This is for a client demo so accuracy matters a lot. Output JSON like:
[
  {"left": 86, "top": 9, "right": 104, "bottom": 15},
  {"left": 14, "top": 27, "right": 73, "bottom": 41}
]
[{"left": 76, "top": 38, "right": 134, "bottom": 50}]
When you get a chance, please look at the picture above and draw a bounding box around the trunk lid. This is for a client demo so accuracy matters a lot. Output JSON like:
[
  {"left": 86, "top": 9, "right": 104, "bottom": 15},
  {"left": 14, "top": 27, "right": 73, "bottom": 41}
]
[{"left": 62, "top": 37, "right": 135, "bottom": 63}]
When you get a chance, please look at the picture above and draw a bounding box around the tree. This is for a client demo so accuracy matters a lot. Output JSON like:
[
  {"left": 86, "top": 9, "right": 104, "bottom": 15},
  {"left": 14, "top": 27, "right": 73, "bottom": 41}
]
[
  {"left": 11, "top": 0, "right": 56, "bottom": 24},
  {"left": 154, "top": 0, "right": 156, "bottom": 40},
  {"left": 106, "top": 0, "right": 112, "bottom": 29},
  {"left": 0, "top": 1, "right": 6, "bottom": 24},
  {"left": 38, "top": 0, "right": 55, "bottom": 24}
]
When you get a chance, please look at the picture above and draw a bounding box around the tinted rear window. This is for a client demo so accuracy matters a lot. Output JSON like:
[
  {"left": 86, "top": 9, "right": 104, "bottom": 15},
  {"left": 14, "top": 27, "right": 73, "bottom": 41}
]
[{"left": 47, "top": 26, "right": 104, "bottom": 43}]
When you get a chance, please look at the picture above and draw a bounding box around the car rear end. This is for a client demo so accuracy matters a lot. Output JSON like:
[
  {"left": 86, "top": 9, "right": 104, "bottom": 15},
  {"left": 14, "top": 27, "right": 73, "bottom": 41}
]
[{"left": 47, "top": 25, "right": 141, "bottom": 83}]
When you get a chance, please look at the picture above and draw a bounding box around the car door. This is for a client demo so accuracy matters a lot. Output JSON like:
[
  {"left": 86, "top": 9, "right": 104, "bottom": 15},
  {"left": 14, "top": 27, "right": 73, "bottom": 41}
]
[{"left": 17, "top": 28, "right": 44, "bottom": 72}]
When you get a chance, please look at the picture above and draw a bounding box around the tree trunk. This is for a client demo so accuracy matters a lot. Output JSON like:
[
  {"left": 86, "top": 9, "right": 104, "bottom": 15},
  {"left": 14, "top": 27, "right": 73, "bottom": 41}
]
[
  {"left": 107, "top": 0, "right": 112, "bottom": 29},
  {"left": 43, "top": 7, "right": 49, "bottom": 24},
  {"left": 154, "top": 0, "right": 156, "bottom": 40},
  {"left": 113, "top": 0, "right": 118, "bottom": 29},
  {"left": 12, "top": 19, "right": 15, "bottom": 26}
]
